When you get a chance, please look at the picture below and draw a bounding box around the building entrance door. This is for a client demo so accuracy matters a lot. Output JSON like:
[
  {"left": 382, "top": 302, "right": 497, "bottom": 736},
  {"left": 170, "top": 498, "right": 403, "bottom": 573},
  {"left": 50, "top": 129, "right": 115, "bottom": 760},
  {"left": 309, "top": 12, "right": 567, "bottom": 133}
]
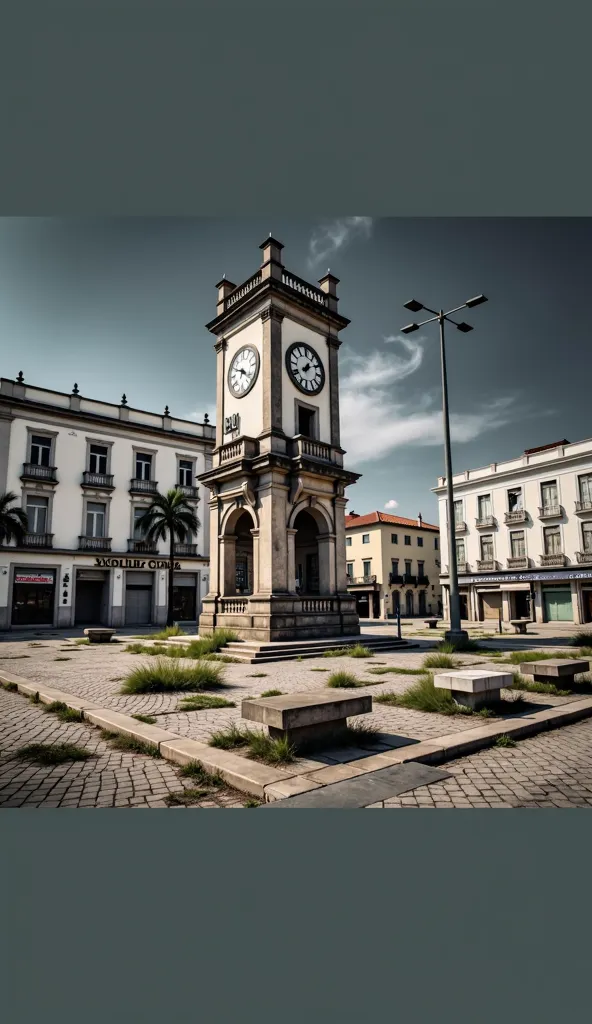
[
  {"left": 583, "top": 590, "right": 592, "bottom": 623},
  {"left": 481, "top": 592, "right": 502, "bottom": 620},
  {"left": 75, "top": 570, "right": 108, "bottom": 625},
  {"left": 125, "top": 572, "right": 154, "bottom": 625},
  {"left": 543, "top": 587, "right": 573, "bottom": 622}
]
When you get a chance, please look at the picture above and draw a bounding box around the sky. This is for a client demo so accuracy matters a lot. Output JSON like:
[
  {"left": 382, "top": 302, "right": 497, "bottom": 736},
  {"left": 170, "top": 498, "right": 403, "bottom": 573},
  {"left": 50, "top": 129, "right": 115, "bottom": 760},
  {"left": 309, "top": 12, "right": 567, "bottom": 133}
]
[{"left": 0, "top": 217, "right": 590, "bottom": 522}]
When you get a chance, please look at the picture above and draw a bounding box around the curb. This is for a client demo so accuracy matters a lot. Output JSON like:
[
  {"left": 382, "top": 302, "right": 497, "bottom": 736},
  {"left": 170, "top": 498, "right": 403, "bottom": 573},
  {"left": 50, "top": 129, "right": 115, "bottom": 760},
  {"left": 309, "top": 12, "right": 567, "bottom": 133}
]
[{"left": 3, "top": 669, "right": 592, "bottom": 803}]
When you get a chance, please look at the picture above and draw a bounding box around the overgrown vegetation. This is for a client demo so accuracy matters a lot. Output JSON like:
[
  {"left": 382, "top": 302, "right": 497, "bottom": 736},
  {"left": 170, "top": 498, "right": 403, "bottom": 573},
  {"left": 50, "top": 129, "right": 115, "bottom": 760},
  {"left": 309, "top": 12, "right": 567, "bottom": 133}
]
[
  {"left": 74, "top": 638, "right": 90, "bottom": 646},
  {"left": 44, "top": 701, "right": 83, "bottom": 723},
  {"left": 2, "top": 681, "right": 18, "bottom": 691},
  {"left": 260, "top": 689, "right": 283, "bottom": 697},
  {"left": 368, "top": 666, "right": 424, "bottom": 676},
  {"left": 322, "top": 644, "right": 373, "bottom": 659},
  {"left": 326, "top": 670, "right": 362, "bottom": 689},
  {"left": 165, "top": 788, "right": 210, "bottom": 806},
  {"left": 125, "top": 628, "right": 239, "bottom": 661},
  {"left": 495, "top": 734, "right": 516, "bottom": 748},
  {"left": 132, "top": 713, "right": 158, "bottom": 724},
  {"left": 151, "top": 624, "right": 187, "bottom": 640},
  {"left": 177, "top": 694, "right": 236, "bottom": 711},
  {"left": 422, "top": 652, "right": 458, "bottom": 669},
  {"left": 15, "top": 742, "right": 94, "bottom": 765},
  {"left": 375, "top": 674, "right": 470, "bottom": 715},
  {"left": 179, "top": 761, "right": 225, "bottom": 786},
  {"left": 571, "top": 631, "right": 592, "bottom": 648},
  {"left": 120, "top": 657, "right": 226, "bottom": 694},
  {"left": 208, "top": 725, "right": 295, "bottom": 765},
  {"left": 100, "top": 730, "right": 161, "bottom": 757}
]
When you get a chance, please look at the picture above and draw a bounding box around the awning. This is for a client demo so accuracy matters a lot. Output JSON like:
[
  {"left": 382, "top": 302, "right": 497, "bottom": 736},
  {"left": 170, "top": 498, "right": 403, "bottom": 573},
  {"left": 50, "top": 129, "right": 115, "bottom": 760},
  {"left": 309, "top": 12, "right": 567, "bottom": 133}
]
[{"left": 503, "top": 583, "right": 531, "bottom": 592}]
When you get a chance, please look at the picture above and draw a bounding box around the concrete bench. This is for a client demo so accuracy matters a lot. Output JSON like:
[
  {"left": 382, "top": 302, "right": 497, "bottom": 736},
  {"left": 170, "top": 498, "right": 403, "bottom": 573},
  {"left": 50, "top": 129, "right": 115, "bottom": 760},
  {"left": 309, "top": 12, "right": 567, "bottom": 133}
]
[
  {"left": 83, "top": 628, "right": 116, "bottom": 644},
  {"left": 424, "top": 618, "right": 440, "bottom": 630},
  {"left": 510, "top": 619, "right": 529, "bottom": 635},
  {"left": 519, "top": 659, "right": 590, "bottom": 686},
  {"left": 241, "top": 691, "right": 372, "bottom": 750},
  {"left": 434, "top": 669, "right": 513, "bottom": 710}
]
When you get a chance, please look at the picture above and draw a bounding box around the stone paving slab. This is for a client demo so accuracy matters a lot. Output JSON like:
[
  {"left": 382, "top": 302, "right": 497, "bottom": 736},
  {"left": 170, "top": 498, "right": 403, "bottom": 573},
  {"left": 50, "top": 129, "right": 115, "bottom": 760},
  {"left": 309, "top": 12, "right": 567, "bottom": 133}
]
[{"left": 263, "top": 763, "right": 452, "bottom": 809}]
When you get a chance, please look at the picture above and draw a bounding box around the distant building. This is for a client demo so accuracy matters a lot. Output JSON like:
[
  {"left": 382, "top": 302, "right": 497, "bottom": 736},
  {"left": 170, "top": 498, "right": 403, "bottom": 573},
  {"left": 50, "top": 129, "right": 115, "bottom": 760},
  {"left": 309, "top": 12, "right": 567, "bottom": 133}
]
[
  {"left": 344, "top": 511, "right": 441, "bottom": 619},
  {"left": 433, "top": 438, "right": 592, "bottom": 625},
  {"left": 0, "top": 376, "right": 214, "bottom": 630}
]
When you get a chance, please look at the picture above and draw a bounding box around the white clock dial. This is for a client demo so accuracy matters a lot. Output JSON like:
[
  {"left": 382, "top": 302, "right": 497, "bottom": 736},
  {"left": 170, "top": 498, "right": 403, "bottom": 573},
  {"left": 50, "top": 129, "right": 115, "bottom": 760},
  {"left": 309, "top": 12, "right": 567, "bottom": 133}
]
[
  {"left": 286, "top": 343, "right": 325, "bottom": 395},
  {"left": 227, "top": 345, "right": 260, "bottom": 397}
]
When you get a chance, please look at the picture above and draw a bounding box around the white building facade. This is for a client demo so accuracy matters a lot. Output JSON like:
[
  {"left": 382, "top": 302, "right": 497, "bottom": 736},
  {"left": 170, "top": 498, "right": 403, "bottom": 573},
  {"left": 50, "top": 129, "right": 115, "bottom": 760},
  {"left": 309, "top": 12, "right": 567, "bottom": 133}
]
[
  {"left": 0, "top": 376, "right": 214, "bottom": 630},
  {"left": 434, "top": 438, "right": 592, "bottom": 626}
]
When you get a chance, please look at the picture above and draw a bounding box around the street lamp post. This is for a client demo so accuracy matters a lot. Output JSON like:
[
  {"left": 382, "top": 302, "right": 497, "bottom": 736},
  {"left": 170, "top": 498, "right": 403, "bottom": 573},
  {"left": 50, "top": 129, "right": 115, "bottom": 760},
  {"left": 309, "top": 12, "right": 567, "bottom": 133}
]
[{"left": 400, "top": 293, "right": 488, "bottom": 646}]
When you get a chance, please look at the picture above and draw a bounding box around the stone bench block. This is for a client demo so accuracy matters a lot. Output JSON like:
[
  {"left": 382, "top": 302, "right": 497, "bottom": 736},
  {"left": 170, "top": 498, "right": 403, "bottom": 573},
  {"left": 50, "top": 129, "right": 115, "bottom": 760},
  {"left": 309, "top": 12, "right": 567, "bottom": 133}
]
[
  {"left": 434, "top": 669, "right": 513, "bottom": 710},
  {"left": 520, "top": 658, "right": 589, "bottom": 682},
  {"left": 241, "top": 691, "right": 372, "bottom": 750},
  {"left": 84, "top": 628, "right": 116, "bottom": 643},
  {"left": 510, "top": 619, "right": 529, "bottom": 634}
]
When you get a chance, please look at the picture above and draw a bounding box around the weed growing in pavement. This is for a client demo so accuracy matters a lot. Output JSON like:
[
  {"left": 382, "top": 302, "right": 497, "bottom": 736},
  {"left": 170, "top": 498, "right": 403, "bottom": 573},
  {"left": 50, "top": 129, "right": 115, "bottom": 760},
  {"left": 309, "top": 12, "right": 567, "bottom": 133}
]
[
  {"left": 15, "top": 743, "right": 94, "bottom": 765},
  {"left": 44, "top": 701, "right": 83, "bottom": 723},
  {"left": 121, "top": 657, "right": 226, "bottom": 694},
  {"left": 177, "top": 694, "right": 236, "bottom": 711},
  {"left": 326, "top": 670, "right": 362, "bottom": 688}
]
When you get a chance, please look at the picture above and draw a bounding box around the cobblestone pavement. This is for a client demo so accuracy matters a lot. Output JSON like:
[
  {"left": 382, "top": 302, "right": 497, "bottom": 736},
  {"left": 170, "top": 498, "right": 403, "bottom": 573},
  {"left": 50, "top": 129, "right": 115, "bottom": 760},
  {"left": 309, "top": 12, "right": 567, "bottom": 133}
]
[
  {"left": 0, "top": 634, "right": 585, "bottom": 750},
  {"left": 366, "top": 717, "right": 592, "bottom": 808},
  {"left": 0, "top": 687, "right": 246, "bottom": 809}
]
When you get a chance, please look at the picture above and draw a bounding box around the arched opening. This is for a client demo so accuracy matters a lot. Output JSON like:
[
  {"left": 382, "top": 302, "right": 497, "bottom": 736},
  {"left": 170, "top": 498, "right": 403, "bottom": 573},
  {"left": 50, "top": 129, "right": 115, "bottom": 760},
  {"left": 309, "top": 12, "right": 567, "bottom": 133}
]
[
  {"left": 294, "top": 509, "right": 320, "bottom": 595},
  {"left": 234, "top": 511, "right": 254, "bottom": 595},
  {"left": 405, "top": 590, "right": 414, "bottom": 617}
]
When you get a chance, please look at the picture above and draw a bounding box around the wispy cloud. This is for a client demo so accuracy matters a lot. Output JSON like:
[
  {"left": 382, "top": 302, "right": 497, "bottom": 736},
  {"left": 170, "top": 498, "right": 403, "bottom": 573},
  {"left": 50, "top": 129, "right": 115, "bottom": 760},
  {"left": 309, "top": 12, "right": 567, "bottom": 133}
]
[
  {"left": 384, "top": 499, "right": 399, "bottom": 510},
  {"left": 340, "top": 339, "right": 519, "bottom": 465},
  {"left": 307, "top": 217, "right": 373, "bottom": 269}
]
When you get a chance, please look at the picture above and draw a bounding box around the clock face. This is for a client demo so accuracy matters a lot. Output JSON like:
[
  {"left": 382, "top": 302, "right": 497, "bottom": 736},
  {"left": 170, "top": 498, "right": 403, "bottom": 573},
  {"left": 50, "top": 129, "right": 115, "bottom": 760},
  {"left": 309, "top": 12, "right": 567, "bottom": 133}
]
[
  {"left": 227, "top": 345, "right": 260, "bottom": 397},
  {"left": 286, "top": 343, "right": 325, "bottom": 395}
]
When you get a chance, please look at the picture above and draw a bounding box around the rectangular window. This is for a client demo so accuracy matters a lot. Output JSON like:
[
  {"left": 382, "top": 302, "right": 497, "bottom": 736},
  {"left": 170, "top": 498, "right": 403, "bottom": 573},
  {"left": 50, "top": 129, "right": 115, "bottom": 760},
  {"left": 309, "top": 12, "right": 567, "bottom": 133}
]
[
  {"left": 391, "top": 559, "right": 399, "bottom": 574},
  {"left": 346, "top": 536, "right": 352, "bottom": 547},
  {"left": 456, "top": 539, "right": 465, "bottom": 563},
  {"left": 89, "top": 444, "right": 108, "bottom": 475},
  {"left": 453, "top": 499, "right": 463, "bottom": 525},
  {"left": 26, "top": 496, "right": 48, "bottom": 534},
  {"left": 362, "top": 560, "right": 371, "bottom": 577},
  {"left": 362, "top": 534, "right": 370, "bottom": 544},
  {"left": 582, "top": 522, "right": 592, "bottom": 553},
  {"left": 297, "top": 405, "right": 317, "bottom": 438},
  {"left": 391, "top": 533, "right": 398, "bottom": 544},
  {"left": 477, "top": 494, "right": 492, "bottom": 519},
  {"left": 418, "top": 560, "right": 424, "bottom": 576},
  {"left": 405, "top": 560, "right": 412, "bottom": 575},
  {"left": 543, "top": 525, "right": 561, "bottom": 555},
  {"left": 178, "top": 459, "right": 193, "bottom": 487},
  {"left": 404, "top": 535, "right": 411, "bottom": 545},
  {"left": 346, "top": 562, "right": 354, "bottom": 578},
  {"left": 133, "top": 507, "right": 147, "bottom": 538},
  {"left": 507, "top": 488, "right": 523, "bottom": 512},
  {"left": 135, "top": 453, "right": 152, "bottom": 480},
  {"left": 30, "top": 435, "right": 52, "bottom": 467},
  {"left": 541, "top": 480, "right": 558, "bottom": 508},
  {"left": 510, "top": 531, "right": 526, "bottom": 557},
  {"left": 579, "top": 475, "right": 592, "bottom": 504},
  {"left": 417, "top": 536, "right": 423, "bottom": 547},
  {"left": 480, "top": 535, "right": 494, "bottom": 560},
  {"left": 86, "top": 502, "right": 106, "bottom": 538},
  {"left": 434, "top": 537, "right": 439, "bottom": 550}
]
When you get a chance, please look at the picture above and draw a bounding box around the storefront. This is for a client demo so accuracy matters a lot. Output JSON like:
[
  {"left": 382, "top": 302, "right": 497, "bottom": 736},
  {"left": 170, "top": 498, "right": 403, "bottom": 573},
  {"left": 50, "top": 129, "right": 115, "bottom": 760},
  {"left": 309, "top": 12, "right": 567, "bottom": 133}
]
[
  {"left": 11, "top": 567, "right": 57, "bottom": 626},
  {"left": 442, "top": 568, "right": 592, "bottom": 625},
  {"left": 125, "top": 570, "right": 155, "bottom": 625},
  {"left": 172, "top": 572, "right": 199, "bottom": 622}
]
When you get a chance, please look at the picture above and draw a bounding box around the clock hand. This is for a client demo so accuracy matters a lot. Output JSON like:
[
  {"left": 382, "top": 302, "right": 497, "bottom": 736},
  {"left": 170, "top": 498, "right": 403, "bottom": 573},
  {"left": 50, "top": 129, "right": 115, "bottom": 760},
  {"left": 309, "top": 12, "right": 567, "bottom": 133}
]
[{"left": 302, "top": 362, "right": 311, "bottom": 373}]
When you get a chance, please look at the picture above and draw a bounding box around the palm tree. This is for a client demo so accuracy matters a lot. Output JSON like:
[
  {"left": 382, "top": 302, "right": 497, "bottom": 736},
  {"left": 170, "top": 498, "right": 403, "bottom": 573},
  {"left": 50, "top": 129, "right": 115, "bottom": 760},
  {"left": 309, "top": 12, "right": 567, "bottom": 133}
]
[
  {"left": 0, "top": 491, "right": 28, "bottom": 546},
  {"left": 136, "top": 488, "right": 200, "bottom": 626}
]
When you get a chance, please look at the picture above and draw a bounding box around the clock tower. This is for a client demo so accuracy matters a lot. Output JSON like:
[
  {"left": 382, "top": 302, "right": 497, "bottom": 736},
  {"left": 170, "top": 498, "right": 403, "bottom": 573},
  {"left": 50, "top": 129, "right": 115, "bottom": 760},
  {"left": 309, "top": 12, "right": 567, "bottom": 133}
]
[{"left": 198, "top": 236, "right": 360, "bottom": 641}]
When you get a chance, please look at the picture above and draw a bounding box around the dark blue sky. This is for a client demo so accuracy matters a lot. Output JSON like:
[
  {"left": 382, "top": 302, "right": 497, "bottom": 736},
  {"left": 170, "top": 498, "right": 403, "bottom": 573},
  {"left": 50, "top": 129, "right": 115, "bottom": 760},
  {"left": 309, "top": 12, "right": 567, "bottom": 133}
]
[{"left": 1, "top": 217, "right": 590, "bottom": 520}]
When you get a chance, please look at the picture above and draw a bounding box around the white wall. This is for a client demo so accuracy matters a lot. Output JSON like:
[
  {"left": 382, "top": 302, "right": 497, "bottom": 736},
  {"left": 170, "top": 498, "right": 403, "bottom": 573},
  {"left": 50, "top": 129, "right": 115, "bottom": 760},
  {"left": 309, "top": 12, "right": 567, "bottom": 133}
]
[
  {"left": 7, "top": 415, "right": 210, "bottom": 555},
  {"left": 281, "top": 318, "right": 331, "bottom": 442}
]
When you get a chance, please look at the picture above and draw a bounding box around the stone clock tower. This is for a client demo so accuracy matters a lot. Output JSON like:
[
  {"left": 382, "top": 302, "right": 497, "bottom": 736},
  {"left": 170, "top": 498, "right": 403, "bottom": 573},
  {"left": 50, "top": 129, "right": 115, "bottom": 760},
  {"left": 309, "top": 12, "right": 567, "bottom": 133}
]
[{"left": 198, "top": 236, "right": 360, "bottom": 642}]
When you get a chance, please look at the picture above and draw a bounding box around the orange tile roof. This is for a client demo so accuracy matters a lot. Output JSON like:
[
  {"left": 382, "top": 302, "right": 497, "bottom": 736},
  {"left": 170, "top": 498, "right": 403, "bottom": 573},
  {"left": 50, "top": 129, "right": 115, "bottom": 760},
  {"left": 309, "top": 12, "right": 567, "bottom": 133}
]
[{"left": 345, "top": 511, "right": 439, "bottom": 532}]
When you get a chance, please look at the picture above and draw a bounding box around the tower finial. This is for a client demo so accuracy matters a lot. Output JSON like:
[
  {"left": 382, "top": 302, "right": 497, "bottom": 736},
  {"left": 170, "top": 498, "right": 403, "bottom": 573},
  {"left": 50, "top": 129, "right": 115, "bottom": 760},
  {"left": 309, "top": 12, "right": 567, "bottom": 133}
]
[
  {"left": 72, "top": 383, "right": 79, "bottom": 395},
  {"left": 16, "top": 370, "right": 24, "bottom": 384},
  {"left": 164, "top": 404, "right": 170, "bottom": 416},
  {"left": 121, "top": 393, "right": 127, "bottom": 406}
]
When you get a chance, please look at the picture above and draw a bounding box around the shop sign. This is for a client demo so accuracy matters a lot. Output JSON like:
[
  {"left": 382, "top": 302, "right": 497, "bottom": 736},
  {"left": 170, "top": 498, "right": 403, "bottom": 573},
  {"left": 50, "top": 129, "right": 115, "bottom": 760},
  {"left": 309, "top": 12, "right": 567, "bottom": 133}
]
[
  {"left": 94, "top": 557, "right": 181, "bottom": 570},
  {"left": 15, "top": 572, "right": 55, "bottom": 585}
]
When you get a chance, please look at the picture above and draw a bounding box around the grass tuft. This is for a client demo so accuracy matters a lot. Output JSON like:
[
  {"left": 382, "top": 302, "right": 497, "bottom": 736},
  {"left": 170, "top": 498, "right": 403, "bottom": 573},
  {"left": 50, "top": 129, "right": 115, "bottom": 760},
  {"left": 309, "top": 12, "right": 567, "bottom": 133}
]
[
  {"left": 376, "top": 673, "right": 472, "bottom": 716},
  {"left": 209, "top": 724, "right": 250, "bottom": 749},
  {"left": 509, "top": 671, "right": 570, "bottom": 696},
  {"left": 326, "top": 670, "right": 361, "bottom": 689},
  {"left": 120, "top": 657, "right": 225, "bottom": 694},
  {"left": 177, "top": 694, "right": 236, "bottom": 711},
  {"left": 74, "top": 638, "right": 90, "bottom": 646},
  {"left": 131, "top": 713, "right": 158, "bottom": 724},
  {"left": 309, "top": 668, "right": 329, "bottom": 672},
  {"left": 571, "top": 631, "right": 592, "bottom": 648},
  {"left": 208, "top": 725, "right": 295, "bottom": 764},
  {"left": 2, "top": 681, "right": 18, "bottom": 691},
  {"left": 179, "top": 761, "right": 225, "bottom": 786},
  {"left": 151, "top": 625, "right": 187, "bottom": 640},
  {"left": 422, "top": 652, "right": 457, "bottom": 669},
  {"left": 368, "top": 666, "right": 423, "bottom": 676},
  {"left": 243, "top": 798, "right": 262, "bottom": 808},
  {"left": 249, "top": 673, "right": 268, "bottom": 678},
  {"left": 44, "top": 701, "right": 83, "bottom": 723},
  {"left": 260, "top": 689, "right": 283, "bottom": 697},
  {"left": 348, "top": 645, "right": 374, "bottom": 659},
  {"left": 495, "top": 733, "right": 516, "bottom": 748},
  {"left": 15, "top": 742, "right": 94, "bottom": 765},
  {"left": 165, "top": 788, "right": 209, "bottom": 806},
  {"left": 100, "top": 730, "right": 161, "bottom": 757}
]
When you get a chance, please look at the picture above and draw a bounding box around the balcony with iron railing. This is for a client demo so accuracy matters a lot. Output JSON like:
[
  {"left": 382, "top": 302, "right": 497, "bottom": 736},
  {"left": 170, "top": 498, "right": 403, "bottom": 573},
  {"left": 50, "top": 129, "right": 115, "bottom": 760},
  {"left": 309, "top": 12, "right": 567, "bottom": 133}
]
[
  {"left": 539, "top": 553, "right": 566, "bottom": 566},
  {"left": 475, "top": 516, "right": 497, "bottom": 529},
  {"left": 507, "top": 556, "right": 530, "bottom": 569},
  {"left": 504, "top": 509, "right": 528, "bottom": 525},
  {"left": 174, "top": 543, "right": 198, "bottom": 557},
  {"left": 538, "top": 505, "right": 563, "bottom": 520},
  {"left": 78, "top": 536, "right": 112, "bottom": 552},
  {"left": 388, "top": 573, "right": 403, "bottom": 585},
  {"left": 347, "top": 575, "right": 377, "bottom": 586},
  {"left": 129, "top": 478, "right": 159, "bottom": 494},
  {"left": 403, "top": 573, "right": 417, "bottom": 585},
  {"left": 21, "top": 463, "right": 57, "bottom": 483},
  {"left": 128, "top": 539, "right": 158, "bottom": 554},
  {"left": 576, "top": 551, "right": 592, "bottom": 564},
  {"left": 177, "top": 484, "right": 200, "bottom": 499},
  {"left": 82, "top": 471, "right": 114, "bottom": 490},
  {"left": 575, "top": 499, "right": 592, "bottom": 514},
  {"left": 476, "top": 559, "right": 499, "bottom": 572},
  {"left": 22, "top": 532, "right": 53, "bottom": 549},
  {"left": 417, "top": 575, "right": 430, "bottom": 586}
]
